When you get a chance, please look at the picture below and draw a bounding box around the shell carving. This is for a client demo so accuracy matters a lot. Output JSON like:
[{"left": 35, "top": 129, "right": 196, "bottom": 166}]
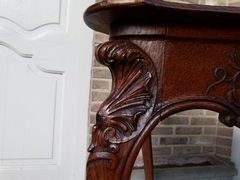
[{"left": 88, "top": 40, "right": 157, "bottom": 151}]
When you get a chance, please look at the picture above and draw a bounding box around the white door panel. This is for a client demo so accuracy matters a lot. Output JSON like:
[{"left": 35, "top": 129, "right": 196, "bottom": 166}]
[
  {"left": 0, "top": 42, "right": 61, "bottom": 167},
  {"left": 0, "top": 0, "right": 93, "bottom": 179},
  {"left": 0, "top": 0, "right": 66, "bottom": 31},
  {"left": 0, "top": 0, "right": 68, "bottom": 73}
]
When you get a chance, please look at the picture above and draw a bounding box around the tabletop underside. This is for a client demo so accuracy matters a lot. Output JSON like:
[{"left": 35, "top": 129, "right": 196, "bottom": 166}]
[{"left": 84, "top": 0, "right": 240, "bottom": 34}]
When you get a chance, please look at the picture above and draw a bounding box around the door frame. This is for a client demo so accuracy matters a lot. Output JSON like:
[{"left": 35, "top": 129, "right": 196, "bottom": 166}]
[{"left": 72, "top": 0, "right": 94, "bottom": 179}]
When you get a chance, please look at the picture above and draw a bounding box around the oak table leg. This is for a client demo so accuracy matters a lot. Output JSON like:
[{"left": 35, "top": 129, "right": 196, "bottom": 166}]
[
  {"left": 86, "top": 40, "right": 159, "bottom": 180},
  {"left": 142, "top": 135, "right": 153, "bottom": 180}
]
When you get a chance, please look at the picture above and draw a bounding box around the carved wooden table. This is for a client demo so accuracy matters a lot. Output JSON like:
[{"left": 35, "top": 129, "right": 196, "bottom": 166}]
[{"left": 84, "top": 1, "right": 240, "bottom": 179}]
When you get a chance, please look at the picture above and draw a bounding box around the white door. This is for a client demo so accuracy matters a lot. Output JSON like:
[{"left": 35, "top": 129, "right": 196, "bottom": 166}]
[{"left": 0, "top": 0, "right": 93, "bottom": 179}]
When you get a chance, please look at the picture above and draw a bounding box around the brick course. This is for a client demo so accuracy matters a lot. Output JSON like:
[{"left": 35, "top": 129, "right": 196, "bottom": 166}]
[
  {"left": 152, "top": 147, "right": 172, "bottom": 156},
  {"left": 161, "top": 116, "right": 189, "bottom": 125},
  {"left": 216, "top": 137, "right": 232, "bottom": 147},
  {"left": 175, "top": 127, "right": 202, "bottom": 135},
  {"left": 217, "top": 127, "right": 233, "bottom": 137},
  {"left": 189, "top": 136, "right": 216, "bottom": 145},
  {"left": 152, "top": 127, "right": 173, "bottom": 135},
  {"left": 160, "top": 137, "right": 188, "bottom": 145},
  {"left": 173, "top": 146, "right": 201, "bottom": 155},
  {"left": 191, "top": 117, "right": 217, "bottom": 125},
  {"left": 203, "top": 146, "right": 215, "bottom": 153},
  {"left": 204, "top": 127, "right": 217, "bottom": 135}
]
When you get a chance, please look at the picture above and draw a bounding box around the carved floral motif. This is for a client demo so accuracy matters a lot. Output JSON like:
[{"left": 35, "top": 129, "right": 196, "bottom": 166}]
[{"left": 206, "top": 50, "right": 240, "bottom": 107}]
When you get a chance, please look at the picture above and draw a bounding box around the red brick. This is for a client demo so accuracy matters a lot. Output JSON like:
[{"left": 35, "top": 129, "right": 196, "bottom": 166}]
[
  {"left": 216, "top": 137, "right": 232, "bottom": 147},
  {"left": 93, "top": 58, "right": 103, "bottom": 67},
  {"left": 189, "top": 136, "right": 215, "bottom": 145},
  {"left": 90, "top": 114, "right": 96, "bottom": 124},
  {"left": 218, "top": 122, "right": 228, "bottom": 127},
  {"left": 92, "top": 80, "right": 110, "bottom": 90},
  {"left": 89, "top": 124, "right": 93, "bottom": 130},
  {"left": 204, "top": 127, "right": 217, "bottom": 135},
  {"left": 216, "top": 146, "right": 231, "bottom": 157},
  {"left": 203, "top": 146, "right": 215, "bottom": 154},
  {"left": 88, "top": 125, "right": 93, "bottom": 136},
  {"left": 92, "top": 68, "right": 111, "bottom": 79},
  {"left": 92, "top": 91, "right": 110, "bottom": 101},
  {"left": 205, "top": 110, "right": 218, "bottom": 116},
  {"left": 175, "top": 127, "right": 202, "bottom": 135},
  {"left": 173, "top": 146, "right": 201, "bottom": 155},
  {"left": 152, "top": 127, "right": 173, "bottom": 135},
  {"left": 152, "top": 147, "right": 172, "bottom": 156},
  {"left": 160, "top": 137, "right": 187, "bottom": 145},
  {"left": 217, "top": 127, "right": 233, "bottom": 137},
  {"left": 151, "top": 136, "right": 159, "bottom": 146},
  {"left": 90, "top": 103, "right": 101, "bottom": 112},
  {"left": 191, "top": 117, "right": 217, "bottom": 125},
  {"left": 161, "top": 116, "right": 189, "bottom": 125}
]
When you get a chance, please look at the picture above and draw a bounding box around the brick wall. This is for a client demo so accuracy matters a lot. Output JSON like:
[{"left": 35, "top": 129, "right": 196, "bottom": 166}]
[{"left": 88, "top": 0, "right": 240, "bottom": 167}]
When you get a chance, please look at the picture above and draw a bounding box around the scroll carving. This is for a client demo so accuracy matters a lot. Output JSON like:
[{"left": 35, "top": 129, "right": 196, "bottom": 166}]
[
  {"left": 206, "top": 50, "right": 240, "bottom": 107},
  {"left": 206, "top": 50, "right": 240, "bottom": 127},
  {"left": 87, "top": 40, "right": 157, "bottom": 173}
]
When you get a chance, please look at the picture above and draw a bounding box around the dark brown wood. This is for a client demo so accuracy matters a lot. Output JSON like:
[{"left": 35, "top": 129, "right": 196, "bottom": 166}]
[
  {"left": 84, "top": 0, "right": 240, "bottom": 34},
  {"left": 142, "top": 135, "right": 153, "bottom": 180},
  {"left": 84, "top": 1, "right": 240, "bottom": 179}
]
